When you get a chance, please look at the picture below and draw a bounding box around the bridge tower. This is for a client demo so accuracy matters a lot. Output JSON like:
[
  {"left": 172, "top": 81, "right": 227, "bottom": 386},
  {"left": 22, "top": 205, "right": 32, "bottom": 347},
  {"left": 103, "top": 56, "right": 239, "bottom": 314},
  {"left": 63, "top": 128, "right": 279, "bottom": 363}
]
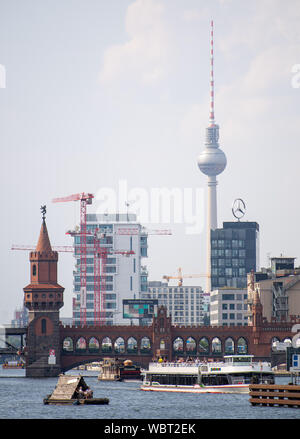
[
  {"left": 23, "top": 209, "right": 64, "bottom": 377},
  {"left": 152, "top": 306, "right": 172, "bottom": 361}
]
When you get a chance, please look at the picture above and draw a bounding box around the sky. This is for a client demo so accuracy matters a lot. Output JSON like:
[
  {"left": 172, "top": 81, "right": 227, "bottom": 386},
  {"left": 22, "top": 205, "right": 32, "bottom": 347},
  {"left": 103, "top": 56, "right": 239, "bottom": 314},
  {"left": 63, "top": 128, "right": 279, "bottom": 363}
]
[{"left": 0, "top": 0, "right": 299, "bottom": 324}]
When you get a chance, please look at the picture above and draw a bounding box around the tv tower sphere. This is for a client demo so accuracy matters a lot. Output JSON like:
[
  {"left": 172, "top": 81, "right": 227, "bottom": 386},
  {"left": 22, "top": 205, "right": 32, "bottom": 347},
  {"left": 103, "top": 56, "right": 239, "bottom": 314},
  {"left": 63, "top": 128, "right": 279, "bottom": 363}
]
[{"left": 197, "top": 124, "right": 227, "bottom": 176}]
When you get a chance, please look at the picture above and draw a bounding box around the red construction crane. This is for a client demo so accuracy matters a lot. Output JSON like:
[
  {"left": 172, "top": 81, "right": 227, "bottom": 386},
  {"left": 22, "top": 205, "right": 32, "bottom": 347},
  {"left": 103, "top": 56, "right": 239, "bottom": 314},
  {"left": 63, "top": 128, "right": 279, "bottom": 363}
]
[
  {"left": 92, "top": 228, "right": 135, "bottom": 325},
  {"left": 67, "top": 227, "right": 134, "bottom": 326},
  {"left": 52, "top": 193, "right": 94, "bottom": 325}
]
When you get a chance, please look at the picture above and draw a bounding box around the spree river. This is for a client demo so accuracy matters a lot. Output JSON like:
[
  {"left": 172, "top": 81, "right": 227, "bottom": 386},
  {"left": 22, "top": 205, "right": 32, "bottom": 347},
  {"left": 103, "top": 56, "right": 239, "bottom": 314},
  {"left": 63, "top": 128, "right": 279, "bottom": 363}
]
[{"left": 0, "top": 369, "right": 299, "bottom": 421}]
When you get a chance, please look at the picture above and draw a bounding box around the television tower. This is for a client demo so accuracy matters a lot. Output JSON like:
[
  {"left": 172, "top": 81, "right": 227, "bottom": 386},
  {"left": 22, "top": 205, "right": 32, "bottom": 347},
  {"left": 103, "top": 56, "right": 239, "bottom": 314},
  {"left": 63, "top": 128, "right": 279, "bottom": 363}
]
[{"left": 197, "top": 20, "right": 227, "bottom": 292}]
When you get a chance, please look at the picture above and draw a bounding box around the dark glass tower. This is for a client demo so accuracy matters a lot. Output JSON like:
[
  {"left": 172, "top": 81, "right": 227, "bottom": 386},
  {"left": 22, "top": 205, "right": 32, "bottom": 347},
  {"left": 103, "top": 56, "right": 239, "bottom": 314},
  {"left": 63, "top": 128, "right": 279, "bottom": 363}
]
[{"left": 210, "top": 221, "right": 259, "bottom": 290}]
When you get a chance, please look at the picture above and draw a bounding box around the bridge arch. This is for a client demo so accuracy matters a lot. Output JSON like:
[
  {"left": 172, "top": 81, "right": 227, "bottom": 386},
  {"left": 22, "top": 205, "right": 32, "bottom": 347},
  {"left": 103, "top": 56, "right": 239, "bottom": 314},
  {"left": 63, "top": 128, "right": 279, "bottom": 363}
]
[
  {"left": 62, "top": 336, "right": 74, "bottom": 352},
  {"left": 237, "top": 337, "right": 248, "bottom": 353},
  {"left": 186, "top": 336, "right": 197, "bottom": 354},
  {"left": 173, "top": 336, "right": 184, "bottom": 354},
  {"left": 224, "top": 337, "right": 235, "bottom": 354},
  {"left": 75, "top": 336, "right": 87, "bottom": 351},
  {"left": 211, "top": 336, "right": 222, "bottom": 354},
  {"left": 88, "top": 336, "right": 100, "bottom": 352},
  {"left": 101, "top": 336, "right": 113, "bottom": 353},
  {"left": 127, "top": 336, "right": 138, "bottom": 354},
  {"left": 199, "top": 337, "right": 209, "bottom": 354},
  {"left": 141, "top": 336, "right": 151, "bottom": 353},
  {"left": 114, "top": 336, "right": 125, "bottom": 354}
]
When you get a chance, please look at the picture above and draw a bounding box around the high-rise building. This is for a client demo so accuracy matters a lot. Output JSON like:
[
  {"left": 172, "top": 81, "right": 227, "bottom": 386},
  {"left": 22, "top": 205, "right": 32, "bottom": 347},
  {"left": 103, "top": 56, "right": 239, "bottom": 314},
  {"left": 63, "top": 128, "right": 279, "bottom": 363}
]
[
  {"left": 210, "top": 221, "right": 259, "bottom": 290},
  {"left": 72, "top": 213, "right": 148, "bottom": 326},
  {"left": 141, "top": 281, "right": 205, "bottom": 326},
  {"left": 247, "top": 257, "right": 300, "bottom": 323},
  {"left": 197, "top": 21, "right": 227, "bottom": 292},
  {"left": 210, "top": 288, "right": 248, "bottom": 326}
]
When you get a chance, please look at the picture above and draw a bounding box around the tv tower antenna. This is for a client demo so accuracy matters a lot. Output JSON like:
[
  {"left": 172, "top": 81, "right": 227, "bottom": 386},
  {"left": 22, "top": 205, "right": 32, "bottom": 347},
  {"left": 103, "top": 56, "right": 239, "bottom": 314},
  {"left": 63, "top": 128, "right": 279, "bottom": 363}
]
[
  {"left": 209, "top": 19, "right": 215, "bottom": 126},
  {"left": 197, "top": 20, "right": 227, "bottom": 293}
]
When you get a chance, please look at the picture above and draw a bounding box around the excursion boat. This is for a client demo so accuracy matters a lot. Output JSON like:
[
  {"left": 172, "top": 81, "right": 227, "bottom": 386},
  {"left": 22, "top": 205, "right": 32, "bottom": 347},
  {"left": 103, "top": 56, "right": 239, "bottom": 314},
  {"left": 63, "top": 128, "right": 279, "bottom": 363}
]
[
  {"left": 2, "top": 361, "right": 25, "bottom": 369},
  {"left": 86, "top": 362, "right": 102, "bottom": 371},
  {"left": 141, "top": 355, "right": 274, "bottom": 394}
]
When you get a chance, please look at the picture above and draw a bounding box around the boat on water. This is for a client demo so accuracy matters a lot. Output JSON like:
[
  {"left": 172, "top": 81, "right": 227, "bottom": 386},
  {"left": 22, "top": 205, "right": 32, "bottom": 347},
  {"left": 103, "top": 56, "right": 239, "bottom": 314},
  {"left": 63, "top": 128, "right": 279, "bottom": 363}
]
[
  {"left": 2, "top": 361, "right": 25, "bottom": 369},
  {"left": 98, "top": 358, "right": 141, "bottom": 381},
  {"left": 119, "top": 360, "right": 141, "bottom": 381},
  {"left": 86, "top": 362, "right": 102, "bottom": 371},
  {"left": 140, "top": 355, "right": 275, "bottom": 394},
  {"left": 43, "top": 374, "right": 109, "bottom": 405}
]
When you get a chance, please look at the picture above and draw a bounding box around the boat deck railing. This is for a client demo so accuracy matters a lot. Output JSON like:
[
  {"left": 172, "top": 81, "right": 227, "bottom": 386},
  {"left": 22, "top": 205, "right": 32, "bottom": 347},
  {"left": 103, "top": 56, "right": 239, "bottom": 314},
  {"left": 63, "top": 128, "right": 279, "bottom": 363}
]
[{"left": 146, "top": 361, "right": 271, "bottom": 369}]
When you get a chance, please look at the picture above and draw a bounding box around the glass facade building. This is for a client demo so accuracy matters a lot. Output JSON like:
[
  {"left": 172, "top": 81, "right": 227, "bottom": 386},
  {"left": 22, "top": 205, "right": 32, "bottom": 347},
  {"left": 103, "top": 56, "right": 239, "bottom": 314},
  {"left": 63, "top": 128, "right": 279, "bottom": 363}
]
[{"left": 211, "top": 221, "right": 259, "bottom": 290}]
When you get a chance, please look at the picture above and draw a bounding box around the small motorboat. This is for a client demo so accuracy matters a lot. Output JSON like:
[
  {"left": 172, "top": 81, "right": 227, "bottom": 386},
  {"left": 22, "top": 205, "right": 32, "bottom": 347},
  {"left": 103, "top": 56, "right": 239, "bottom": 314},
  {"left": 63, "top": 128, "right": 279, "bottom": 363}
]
[{"left": 43, "top": 374, "right": 109, "bottom": 405}]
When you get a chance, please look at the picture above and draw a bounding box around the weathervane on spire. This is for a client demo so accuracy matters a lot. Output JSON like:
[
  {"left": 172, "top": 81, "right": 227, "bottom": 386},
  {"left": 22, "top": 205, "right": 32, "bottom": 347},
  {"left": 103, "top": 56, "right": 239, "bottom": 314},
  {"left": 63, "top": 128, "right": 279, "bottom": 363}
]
[{"left": 41, "top": 205, "right": 46, "bottom": 221}]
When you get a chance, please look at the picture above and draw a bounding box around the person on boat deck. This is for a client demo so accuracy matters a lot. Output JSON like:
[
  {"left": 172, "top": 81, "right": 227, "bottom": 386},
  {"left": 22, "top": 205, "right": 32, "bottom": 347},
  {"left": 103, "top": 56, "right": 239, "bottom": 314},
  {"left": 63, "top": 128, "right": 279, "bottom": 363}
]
[
  {"left": 77, "top": 387, "right": 85, "bottom": 399},
  {"left": 84, "top": 387, "right": 93, "bottom": 399}
]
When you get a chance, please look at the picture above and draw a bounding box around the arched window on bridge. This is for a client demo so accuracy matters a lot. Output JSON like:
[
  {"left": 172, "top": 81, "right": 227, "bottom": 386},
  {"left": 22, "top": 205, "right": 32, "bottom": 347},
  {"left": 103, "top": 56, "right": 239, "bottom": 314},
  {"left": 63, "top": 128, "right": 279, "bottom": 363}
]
[
  {"left": 271, "top": 336, "right": 280, "bottom": 352},
  {"left": 160, "top": 339, "right": 165, "bottom": 350},
  {"left": 173, "top": 337, "right": 184, "bottom": 354},
  {"left": 283, "top": 338, "right": 292, "bottom": 346},
  {"left": 237, "top": 337, "right": 247, "bottom": 354},
  {"left": 88, "top": 337, "right": 100, "bottom": 352},
  {"left": 76, "top": 337, "right": 87, "bottom": 351},
  {"left": 224, "top": 337, "right": 234, "bottom": 354},
  {"left": 186, "top": 337, "right": 196, "bottom": 354},
  {"left": 114, "top": 337, "right": 125, "bottom": 354},
  {"left": 101, "top": 337, "right": 112, "bottom": 353},
  {"left": 141, "top": 337, "right": 151, "bottom": 353},
  {"left": 199, "top": 337, "right": 209, "bottom": 354},
  {"left": 63, "top": 337, "right": 73, "bottom": 352},
  {"left": 212, "top": 337, "right": 222, "bottom": 354},
  {"left": 127, "top": 337, "right": 138, "bottom": 353},
  {"left": 41, "top": 318, "right": 47, "bottom": 334}
]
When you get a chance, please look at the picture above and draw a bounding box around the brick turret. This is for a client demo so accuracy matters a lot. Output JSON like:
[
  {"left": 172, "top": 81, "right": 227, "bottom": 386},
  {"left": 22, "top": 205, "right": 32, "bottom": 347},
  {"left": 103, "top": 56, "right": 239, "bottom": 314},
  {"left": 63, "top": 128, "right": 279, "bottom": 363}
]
[{"left": 23, "top": 213, "right": 64, "bottom": 377}]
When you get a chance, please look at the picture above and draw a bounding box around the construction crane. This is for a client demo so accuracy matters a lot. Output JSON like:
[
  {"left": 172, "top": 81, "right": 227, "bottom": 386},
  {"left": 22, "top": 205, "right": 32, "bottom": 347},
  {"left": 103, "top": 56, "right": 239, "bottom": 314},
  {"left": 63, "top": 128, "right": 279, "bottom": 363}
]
[
  {"left": 52, "top": 192, "right": 94, "bottom": 325},
  {"left": 11, "top": 245, "right": 73, "bottom": 252},
  {"left": 116, "top": 228, "right": 172, "bottom": 235},
  {"left": 67, "top": 227, "right": 134, "bottom": 326},
  {"left": 162, "top": 267, "right": 210, "bottom": 287}
]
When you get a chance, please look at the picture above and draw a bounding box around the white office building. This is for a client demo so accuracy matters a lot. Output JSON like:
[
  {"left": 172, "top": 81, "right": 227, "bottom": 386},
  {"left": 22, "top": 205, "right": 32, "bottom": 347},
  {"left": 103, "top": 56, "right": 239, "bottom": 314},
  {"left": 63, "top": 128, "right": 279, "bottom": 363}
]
[
  {"left": 141, "top": 282, "right": 205, "bottom": 326},
  {"left": 72, "top": 213, "right": 148, "bottom": 325},
  {"left": 210, "top": 288, "right": 248, "bottom": 326}
]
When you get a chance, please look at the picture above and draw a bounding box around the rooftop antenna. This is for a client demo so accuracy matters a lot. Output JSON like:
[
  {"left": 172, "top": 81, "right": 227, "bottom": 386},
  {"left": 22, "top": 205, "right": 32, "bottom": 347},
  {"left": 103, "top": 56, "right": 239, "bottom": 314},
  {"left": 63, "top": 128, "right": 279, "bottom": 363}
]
[{"left": 209, "top": 19, "right": 215, "bottom": 127}]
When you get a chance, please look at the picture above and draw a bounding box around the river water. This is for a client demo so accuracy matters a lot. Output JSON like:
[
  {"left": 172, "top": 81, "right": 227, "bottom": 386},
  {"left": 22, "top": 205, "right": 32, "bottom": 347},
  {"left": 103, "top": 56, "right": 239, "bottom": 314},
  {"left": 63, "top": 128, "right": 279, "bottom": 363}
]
[{"left": 0, "top": 369, "right": 300, "bottom": 422}]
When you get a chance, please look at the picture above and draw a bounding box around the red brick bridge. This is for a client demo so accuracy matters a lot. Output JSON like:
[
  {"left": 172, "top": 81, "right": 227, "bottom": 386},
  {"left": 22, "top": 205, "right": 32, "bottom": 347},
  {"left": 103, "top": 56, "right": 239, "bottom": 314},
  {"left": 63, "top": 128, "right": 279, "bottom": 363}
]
[{"left": 23, "top": 217, "right": 300, "bottom": 377}]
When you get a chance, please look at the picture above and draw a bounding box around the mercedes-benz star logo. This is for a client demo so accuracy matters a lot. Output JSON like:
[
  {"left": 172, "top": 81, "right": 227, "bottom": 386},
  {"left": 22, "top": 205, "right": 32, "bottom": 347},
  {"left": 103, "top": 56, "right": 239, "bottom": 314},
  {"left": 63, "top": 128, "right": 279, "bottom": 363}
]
[{"left": 232, "top": 198, "right": 246, "bottom": 220}]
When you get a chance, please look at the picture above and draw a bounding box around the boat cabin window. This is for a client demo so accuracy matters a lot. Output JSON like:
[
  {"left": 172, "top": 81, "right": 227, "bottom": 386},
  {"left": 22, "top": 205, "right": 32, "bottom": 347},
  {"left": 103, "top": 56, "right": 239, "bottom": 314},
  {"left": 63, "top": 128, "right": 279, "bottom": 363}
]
[{"left": 225, "top": 356, "right": 252, "bottom": 364}]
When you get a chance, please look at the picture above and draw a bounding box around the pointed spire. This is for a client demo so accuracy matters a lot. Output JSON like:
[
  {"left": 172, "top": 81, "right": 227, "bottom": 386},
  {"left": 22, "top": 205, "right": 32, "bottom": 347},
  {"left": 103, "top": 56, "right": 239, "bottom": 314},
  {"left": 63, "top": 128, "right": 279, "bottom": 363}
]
[{"left": 36, "top": 219, "right": 52, "bottom": 253}]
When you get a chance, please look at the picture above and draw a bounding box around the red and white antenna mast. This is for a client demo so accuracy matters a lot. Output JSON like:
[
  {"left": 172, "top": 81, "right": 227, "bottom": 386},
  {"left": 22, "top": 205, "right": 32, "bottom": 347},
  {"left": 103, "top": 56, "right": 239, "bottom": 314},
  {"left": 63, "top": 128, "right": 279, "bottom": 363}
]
[{"left": 209, "top": 19, "right": 215, "bottom": 127}]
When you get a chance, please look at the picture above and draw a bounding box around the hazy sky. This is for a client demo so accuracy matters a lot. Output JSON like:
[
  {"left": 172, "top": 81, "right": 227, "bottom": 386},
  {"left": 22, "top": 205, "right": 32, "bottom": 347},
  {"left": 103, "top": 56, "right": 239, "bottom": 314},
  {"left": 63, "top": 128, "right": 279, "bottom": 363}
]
[{"left": 0, "top": 0, "right": 299, "bottom": 324}]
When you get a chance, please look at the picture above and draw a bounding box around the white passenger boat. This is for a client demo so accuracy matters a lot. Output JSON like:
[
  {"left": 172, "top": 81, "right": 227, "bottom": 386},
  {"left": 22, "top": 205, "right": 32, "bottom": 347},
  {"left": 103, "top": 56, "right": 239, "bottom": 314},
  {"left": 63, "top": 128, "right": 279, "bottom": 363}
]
[{"left": 141, "top": 355, "right": 274, "bottom": 394}]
